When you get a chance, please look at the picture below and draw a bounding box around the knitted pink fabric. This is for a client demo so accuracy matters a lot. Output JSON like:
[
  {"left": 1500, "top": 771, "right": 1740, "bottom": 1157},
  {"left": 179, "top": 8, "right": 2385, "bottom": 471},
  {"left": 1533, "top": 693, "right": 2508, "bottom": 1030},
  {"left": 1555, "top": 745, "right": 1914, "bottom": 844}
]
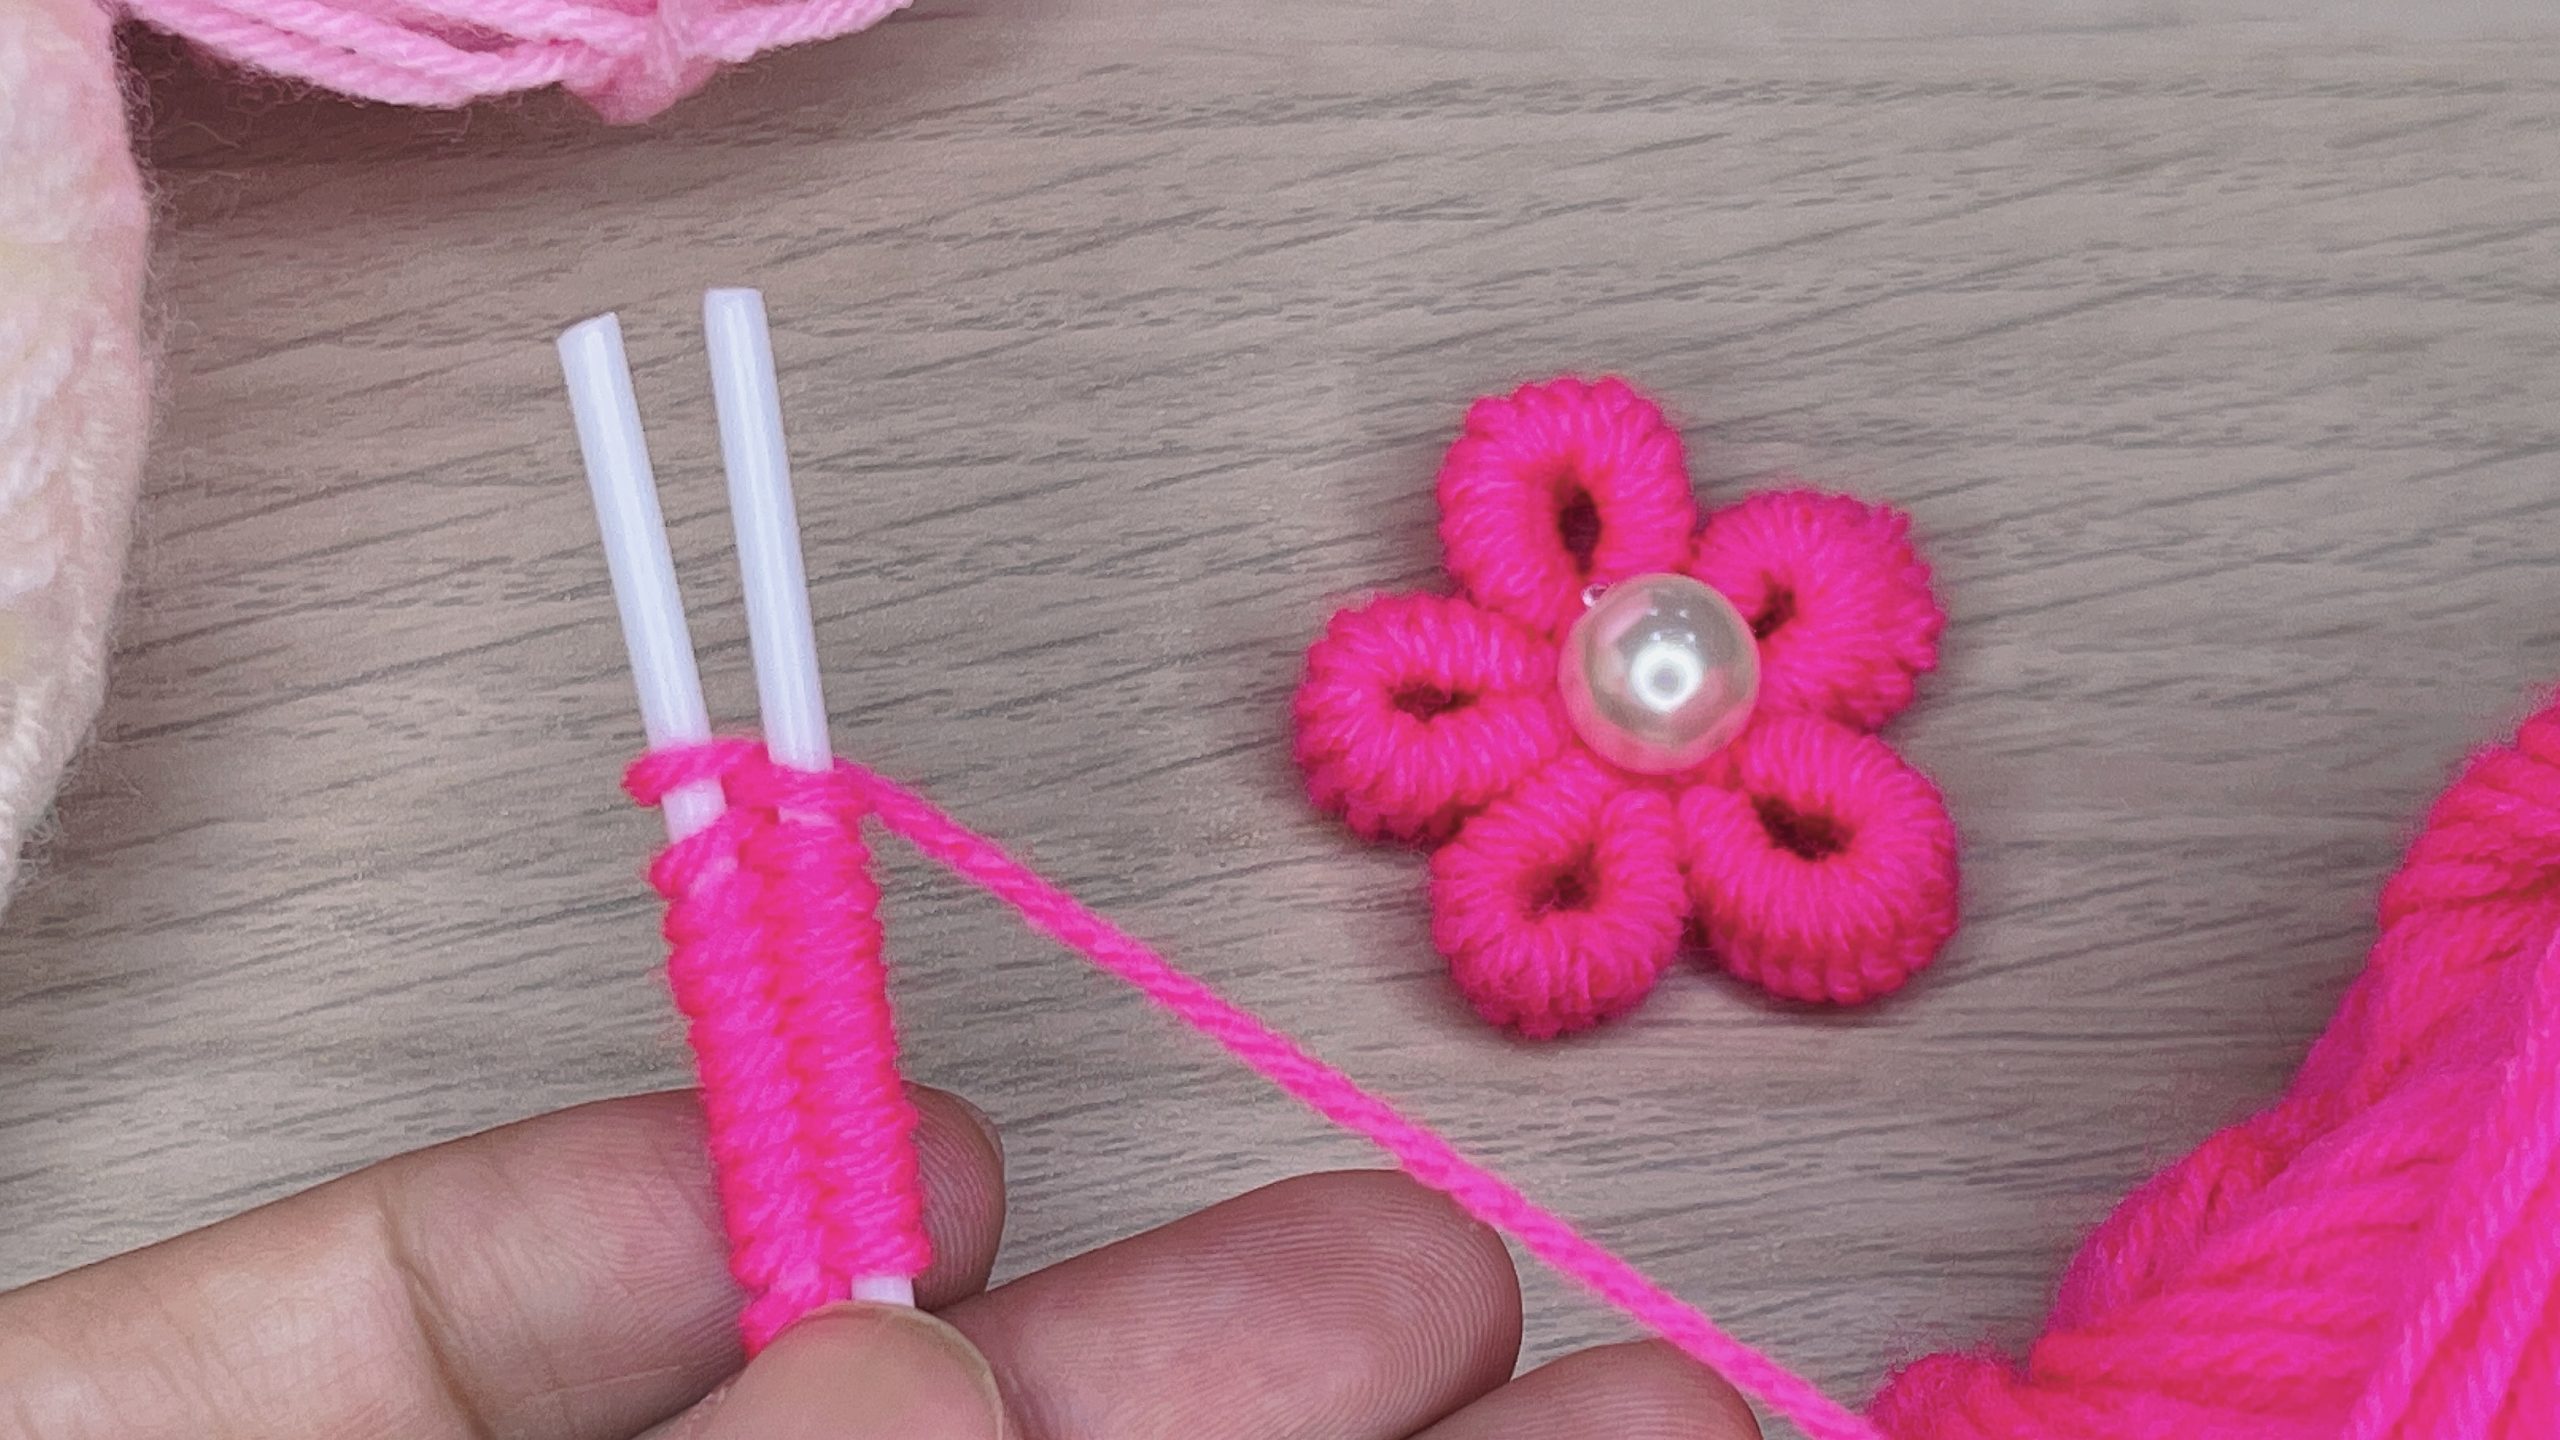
[
  {"left": 626, "top": 697, "right": 2560, "bottom": 1437},
  {"left": 1294, "top": 377, "right": 1958, "bottom": 1034},
  {"left": 121, "top": 0, "right": 911, "bottom": 121}
]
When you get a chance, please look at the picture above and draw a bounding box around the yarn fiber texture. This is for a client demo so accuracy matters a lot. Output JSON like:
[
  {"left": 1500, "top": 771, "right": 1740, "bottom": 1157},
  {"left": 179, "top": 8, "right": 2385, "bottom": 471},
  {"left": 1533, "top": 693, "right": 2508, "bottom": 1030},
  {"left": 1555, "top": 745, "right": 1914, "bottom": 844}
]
[
  {"left": 622, "top": 702, "right": 2560, "bottom": 1438},
  {"left": 1294, "top": 377, "right": 1959, "bottom": 1036},
  {"left": 1868, "top": 703, "right": 2560, "bottom": 1439},
  {"left": 121, "top": 0, "right": 915, "bottom": 122},
  {"left": 627, "top": 742, "right": 929, "bottom": 1349},
  {"left": 0, "top": 0, "right": 151, "bottom": 906}
]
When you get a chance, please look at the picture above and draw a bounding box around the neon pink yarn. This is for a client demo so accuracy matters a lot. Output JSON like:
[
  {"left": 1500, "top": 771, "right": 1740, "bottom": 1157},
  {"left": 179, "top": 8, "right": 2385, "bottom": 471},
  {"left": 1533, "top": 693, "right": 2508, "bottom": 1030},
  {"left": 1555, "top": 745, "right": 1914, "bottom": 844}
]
[
  {"left": 626, "top": 741, "right": 928, "bottom": 1349},
  {"left": 1868, "top": 705, "right": 2560, "bottom": 1439},
  {"left": 623, "top": 699, "right": 2560, "bottom": 1438},
  {"left": 121, "top": 0, "right": 911, "bottom": 121},
  {"left": 1294, "top": 377, "right": 1959, "bottom": 1034}
]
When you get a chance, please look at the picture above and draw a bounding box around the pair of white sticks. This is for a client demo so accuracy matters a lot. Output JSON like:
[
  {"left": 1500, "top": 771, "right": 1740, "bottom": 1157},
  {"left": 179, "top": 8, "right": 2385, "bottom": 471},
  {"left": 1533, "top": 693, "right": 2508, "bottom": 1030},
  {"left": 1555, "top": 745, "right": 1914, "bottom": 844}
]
[{"left": 555, "top": 289, "right": 916, "bottom": 1310}]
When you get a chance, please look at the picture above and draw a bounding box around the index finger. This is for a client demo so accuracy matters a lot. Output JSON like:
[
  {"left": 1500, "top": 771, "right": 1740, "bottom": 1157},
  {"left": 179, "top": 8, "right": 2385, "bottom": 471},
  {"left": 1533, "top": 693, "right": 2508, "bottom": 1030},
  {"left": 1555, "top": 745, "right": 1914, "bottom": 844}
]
[{"left": 0, "top": 1087, "right": 1006, "bottom": 1440}]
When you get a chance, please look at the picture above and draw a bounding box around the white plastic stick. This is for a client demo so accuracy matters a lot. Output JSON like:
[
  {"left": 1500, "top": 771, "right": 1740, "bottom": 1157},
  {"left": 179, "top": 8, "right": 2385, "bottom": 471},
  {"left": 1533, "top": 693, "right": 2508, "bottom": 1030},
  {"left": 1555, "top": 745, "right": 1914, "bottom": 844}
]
[
  {"left": 703, "top": 289, "right": 837, "bottom": 775},
  {"left": 557, "top": 314, "right": 724, "bottom": 842},
  {"left": 702, "top": 287, "right": 917, "bottom": 1310}
]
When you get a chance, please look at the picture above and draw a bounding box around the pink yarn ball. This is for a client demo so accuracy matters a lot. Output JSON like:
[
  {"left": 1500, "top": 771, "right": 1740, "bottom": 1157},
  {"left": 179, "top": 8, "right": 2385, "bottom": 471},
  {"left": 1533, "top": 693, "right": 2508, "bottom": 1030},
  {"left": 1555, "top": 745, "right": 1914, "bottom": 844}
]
[{"left": 1, "top": 0, "right": 151, "bottom": 907}]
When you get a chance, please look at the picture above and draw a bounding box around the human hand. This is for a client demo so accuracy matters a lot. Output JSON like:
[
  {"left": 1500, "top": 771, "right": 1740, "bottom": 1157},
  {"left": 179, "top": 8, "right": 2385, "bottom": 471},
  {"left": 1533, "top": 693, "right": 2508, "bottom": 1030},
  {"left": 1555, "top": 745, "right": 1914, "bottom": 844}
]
[{"left": 0, "top": 1089, "right": 1760, "bottom": 1439}]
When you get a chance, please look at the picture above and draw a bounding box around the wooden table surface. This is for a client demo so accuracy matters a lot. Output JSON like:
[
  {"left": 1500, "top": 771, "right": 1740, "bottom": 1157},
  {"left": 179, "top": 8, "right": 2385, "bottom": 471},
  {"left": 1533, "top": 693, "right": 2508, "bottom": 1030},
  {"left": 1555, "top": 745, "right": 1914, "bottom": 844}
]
[{"left": 9, "top": 2, "right": 2560, "bottom": 1428}]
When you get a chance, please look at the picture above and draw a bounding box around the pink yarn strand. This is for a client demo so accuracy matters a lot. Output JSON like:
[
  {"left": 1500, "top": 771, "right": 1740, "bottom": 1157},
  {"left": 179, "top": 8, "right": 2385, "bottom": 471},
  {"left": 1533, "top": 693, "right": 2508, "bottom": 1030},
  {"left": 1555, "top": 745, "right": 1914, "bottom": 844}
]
[
  {"left": 690, "top": 0, "right": 912, "bottom": 60},
  {"left": 129, "top": 0, "right": 483, "bottom": 105},
  {"left": 846, "top": 760, "right": 1884, "bottom": 1440},
  {"left": 206, "top": 0, "right": 592, "bottom": 86},
  {"left": 353, "top": 0, "right": 646, "bottom": 48}
]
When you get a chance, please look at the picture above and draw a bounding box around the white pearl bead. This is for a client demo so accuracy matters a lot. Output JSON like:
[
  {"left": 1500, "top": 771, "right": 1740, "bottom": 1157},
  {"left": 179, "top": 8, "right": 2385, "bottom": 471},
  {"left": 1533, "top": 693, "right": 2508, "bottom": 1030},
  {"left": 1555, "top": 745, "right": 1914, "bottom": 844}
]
[{"left": 1558, "top": 573, "right": 1759, "bottom": 775}]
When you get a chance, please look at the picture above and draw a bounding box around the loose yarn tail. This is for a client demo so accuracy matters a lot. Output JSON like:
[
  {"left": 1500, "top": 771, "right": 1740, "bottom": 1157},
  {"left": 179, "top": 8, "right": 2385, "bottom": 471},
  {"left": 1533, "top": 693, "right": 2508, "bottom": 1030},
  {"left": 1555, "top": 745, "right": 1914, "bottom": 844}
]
[{"left": 848, "top": 759, "right": 1884, "bottom": 1440}]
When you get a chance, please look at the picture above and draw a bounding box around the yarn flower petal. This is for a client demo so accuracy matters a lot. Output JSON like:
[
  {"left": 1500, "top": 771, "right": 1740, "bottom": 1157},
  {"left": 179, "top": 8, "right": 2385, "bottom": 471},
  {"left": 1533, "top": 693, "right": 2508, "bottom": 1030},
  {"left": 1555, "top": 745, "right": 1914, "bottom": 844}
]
[
  {"left": 1437, "top": 377, "right": 1698, "bottom": 636},
  {"left": 1688, "top": 490, "right": 1943, "bottom": 731},
  {"left": 1677, "top": 712, "right": 1958, "bottom": 1004},
  {"left": 1295, "top": 593, "right": 1570, "bottom": 842},
  {"left": 1430, "top": 751, "right": 1690, "bottom": 1037}
]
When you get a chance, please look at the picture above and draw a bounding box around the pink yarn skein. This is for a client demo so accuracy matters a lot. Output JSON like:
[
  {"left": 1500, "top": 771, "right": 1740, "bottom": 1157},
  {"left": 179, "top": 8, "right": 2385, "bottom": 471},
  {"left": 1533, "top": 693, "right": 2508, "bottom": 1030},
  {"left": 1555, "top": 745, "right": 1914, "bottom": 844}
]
[
  {"left": 1294, "top": 378, "right": 1960, "bottom": 1034},
  {"left": 121, "top": 0, "right": 913, "bottom": 121},
  {"left": 1870, "top": 707, "right": 2560, "bottom": 1438}
]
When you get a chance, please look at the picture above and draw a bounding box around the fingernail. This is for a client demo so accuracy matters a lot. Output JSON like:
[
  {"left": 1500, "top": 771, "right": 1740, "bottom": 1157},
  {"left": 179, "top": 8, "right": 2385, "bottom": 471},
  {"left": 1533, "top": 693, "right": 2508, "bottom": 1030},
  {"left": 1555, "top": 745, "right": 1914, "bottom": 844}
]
[
  {"left": 697, "top": 1302, "right": 1007, "bottom": 1439},
  {"left": 949, "top": 1094, "right": 1005, "bottom": 1170}
]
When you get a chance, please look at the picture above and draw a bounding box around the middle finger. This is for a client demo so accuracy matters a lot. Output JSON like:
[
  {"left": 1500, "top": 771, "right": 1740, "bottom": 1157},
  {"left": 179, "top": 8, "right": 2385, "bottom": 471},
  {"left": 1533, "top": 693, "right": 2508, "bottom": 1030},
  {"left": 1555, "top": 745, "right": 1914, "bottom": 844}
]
[{"left": 946, "top": 1169, "right": 1523, "bottom": 1440}]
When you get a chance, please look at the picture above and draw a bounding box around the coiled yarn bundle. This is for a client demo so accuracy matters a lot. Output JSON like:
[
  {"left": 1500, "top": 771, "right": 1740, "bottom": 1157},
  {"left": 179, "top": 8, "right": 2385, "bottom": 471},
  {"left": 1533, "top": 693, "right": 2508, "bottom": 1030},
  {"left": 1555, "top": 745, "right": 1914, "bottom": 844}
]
[
  {"left": 627, "top": 741, "right": 929, "bottom": 1349},
  {"left": 121, "top": 0, "right": 914, "bottom": 121},
  {"left": 623, "top": 696, "right": 2560, "bottom": 1438}
]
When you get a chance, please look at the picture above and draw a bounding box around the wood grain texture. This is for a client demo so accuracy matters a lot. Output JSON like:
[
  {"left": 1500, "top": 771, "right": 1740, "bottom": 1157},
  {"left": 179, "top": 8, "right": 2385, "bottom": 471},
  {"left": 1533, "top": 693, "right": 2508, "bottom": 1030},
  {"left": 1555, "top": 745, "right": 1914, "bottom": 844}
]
[{"left": 9, "top": 1, "right": 2560, "bottom": 1428}]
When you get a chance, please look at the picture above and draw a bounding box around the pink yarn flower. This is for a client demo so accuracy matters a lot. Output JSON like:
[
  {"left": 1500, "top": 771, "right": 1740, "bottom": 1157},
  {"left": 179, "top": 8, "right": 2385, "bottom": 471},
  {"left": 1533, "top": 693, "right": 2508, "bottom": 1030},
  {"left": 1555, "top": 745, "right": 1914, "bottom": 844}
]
[{"left": 1294, "top": 378, "right": 1958, "bottom": 1036}]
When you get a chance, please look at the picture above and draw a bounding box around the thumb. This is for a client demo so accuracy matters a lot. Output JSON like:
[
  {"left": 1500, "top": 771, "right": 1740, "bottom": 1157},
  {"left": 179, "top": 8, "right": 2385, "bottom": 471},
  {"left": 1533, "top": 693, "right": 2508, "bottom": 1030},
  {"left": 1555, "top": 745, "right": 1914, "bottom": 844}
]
[{"left": 689, "top": 1303, "right": 1009, "bottom": 1440}]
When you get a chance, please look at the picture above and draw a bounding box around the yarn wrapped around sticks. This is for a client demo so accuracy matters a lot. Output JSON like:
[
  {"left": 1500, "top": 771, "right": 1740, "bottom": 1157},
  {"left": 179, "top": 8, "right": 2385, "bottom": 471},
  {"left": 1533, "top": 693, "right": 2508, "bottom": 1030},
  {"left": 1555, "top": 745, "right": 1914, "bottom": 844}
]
[{"left": 0, "top": 0, "right": 151, "bottom": 905}]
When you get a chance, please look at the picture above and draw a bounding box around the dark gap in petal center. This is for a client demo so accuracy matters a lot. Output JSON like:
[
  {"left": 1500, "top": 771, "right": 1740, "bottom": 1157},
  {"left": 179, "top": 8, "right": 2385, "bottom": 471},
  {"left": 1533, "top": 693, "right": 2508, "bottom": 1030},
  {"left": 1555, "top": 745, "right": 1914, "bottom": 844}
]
[
  {"left": 1531, "top": 855, "right": 1597, "bottom": 915},
  {"left": 1755, "top": 796, "right": 1850, "bottom": 861},
  {"left": 1555, "top": 484, "right": 1602, "bottom": 576},
  {"left": 1393, "top": 683, "right": 1473, "bottom": 721},
  {"left": 1752, "top": 583, "right": 1796, "bottom": 640}
]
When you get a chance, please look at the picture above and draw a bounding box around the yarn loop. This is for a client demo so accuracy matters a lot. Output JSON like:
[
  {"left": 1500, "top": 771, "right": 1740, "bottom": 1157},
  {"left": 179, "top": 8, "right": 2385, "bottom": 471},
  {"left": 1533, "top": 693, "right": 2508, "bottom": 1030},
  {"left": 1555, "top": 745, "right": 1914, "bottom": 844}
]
[
  {"left": 1295, "top": 592, "right": 1567, "bottom": 843},
  {"left": 1682, "top": 712, "right": 1959, "bottom": 1005},
  {"left": 1431, "top": 751, "right": 1688, "bottom": 1035}
]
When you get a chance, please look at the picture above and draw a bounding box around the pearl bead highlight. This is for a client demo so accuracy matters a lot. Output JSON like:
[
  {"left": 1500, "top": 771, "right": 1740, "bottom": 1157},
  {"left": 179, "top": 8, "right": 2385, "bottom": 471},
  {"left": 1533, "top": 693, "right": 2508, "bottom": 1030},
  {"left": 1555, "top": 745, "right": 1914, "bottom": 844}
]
[{"left": 1558, "top": 573, "right": 1759, "bottom": 775}]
